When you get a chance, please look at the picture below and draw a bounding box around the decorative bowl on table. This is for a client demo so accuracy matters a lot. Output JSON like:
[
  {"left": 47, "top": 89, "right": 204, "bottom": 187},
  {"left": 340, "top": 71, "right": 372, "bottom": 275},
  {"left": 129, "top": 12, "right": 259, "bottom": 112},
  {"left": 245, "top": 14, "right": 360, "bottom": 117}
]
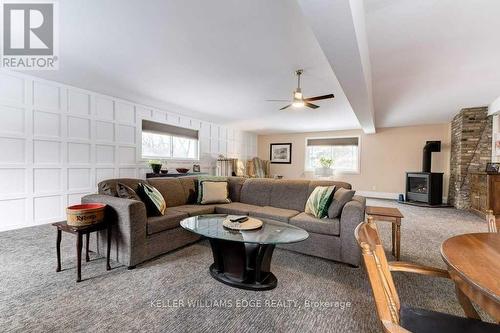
[
  {"left": 176, "top": 168, "right": 190, "bottom": 174},
  {"left": 160, "top": 170, "right": 169, "bottom": 174},
  {"left": 66, "top": 203, "right": 106, "bottom": 227}
]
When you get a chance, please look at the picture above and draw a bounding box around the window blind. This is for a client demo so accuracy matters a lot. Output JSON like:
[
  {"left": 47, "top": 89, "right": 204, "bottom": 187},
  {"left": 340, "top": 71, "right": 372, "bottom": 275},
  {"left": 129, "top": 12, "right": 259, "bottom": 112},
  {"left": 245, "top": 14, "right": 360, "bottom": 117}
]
[
  {"left": 306, "top": 137, "right": 358, "bottom": 146},
  {"left": 142, "top": 120, "right": 198, "bottom": 140}
]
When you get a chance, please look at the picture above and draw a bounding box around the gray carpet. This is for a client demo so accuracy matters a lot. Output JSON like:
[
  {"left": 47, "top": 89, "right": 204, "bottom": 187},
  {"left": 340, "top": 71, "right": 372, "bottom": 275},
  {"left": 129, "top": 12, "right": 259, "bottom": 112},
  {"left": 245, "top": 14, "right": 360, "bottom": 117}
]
[{"left": 0, "top": 199, "right": 492, "bottom": 333}]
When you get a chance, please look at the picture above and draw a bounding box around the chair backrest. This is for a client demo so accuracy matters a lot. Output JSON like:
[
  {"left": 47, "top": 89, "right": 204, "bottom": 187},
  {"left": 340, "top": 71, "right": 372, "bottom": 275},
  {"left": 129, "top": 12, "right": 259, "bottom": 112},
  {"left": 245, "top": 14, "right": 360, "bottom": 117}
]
[
  {"left": 354, "top": 217, "right": 401, "bottom": 326},
  {"left": 486, "top": 210, "right": 498, "bottom": 233}
]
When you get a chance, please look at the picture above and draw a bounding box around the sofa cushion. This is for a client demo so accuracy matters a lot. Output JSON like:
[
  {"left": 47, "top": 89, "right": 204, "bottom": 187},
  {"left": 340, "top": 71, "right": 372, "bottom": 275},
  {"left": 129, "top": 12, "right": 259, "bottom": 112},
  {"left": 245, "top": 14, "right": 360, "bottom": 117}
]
[
  {"left": 178, "top": 177, "right": 198, "bottom": 204},
  {"left": 147, "top": 178, "right": 186, "bottom": 207},
  {"left": 170, "top": 204, "right": 216, "bottom": 216},
  {"left": 227, "top": 177, "right": 246, "bottom": 202},
  {"left": 269, "top": 180, "right": 310, "bottom": 211},
  {"left": 328, "top": 188, "right": 356, "bottom": 218},
  {"left": 289, "top": 212, "right": 340, "bottom": 236},
  {"left": 214, "top": 202, "right": 261, "bottom": 215},
  {"left": 240, "top": 178, "right": 274, "bottom": 206},
  {"left": 146, "top": 208, "right": 189, "bottom": 235},
  {"left": 147, "top": 209, "right": 188, "bottom": 235},
  {"left": 249, "top": 206, "right": 299, "bottom": 222}
]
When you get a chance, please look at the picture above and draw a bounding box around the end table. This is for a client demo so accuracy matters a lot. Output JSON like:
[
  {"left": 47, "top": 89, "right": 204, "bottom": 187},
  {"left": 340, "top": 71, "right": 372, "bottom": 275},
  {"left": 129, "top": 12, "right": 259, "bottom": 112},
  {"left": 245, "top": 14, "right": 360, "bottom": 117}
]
[
  {"left": 366, "top": 206, "right": 404, "bottom": 260},
  {"left": 52, "top": 221, "right": 111, "bottom": 282}
]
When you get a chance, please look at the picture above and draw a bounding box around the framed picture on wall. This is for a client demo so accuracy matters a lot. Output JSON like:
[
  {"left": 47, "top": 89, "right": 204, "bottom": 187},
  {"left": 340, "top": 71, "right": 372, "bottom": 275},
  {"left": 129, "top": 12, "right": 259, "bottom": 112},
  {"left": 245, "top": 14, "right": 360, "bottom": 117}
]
[{"left": 270, "top": 143, "right": 292, "bottom": 164}]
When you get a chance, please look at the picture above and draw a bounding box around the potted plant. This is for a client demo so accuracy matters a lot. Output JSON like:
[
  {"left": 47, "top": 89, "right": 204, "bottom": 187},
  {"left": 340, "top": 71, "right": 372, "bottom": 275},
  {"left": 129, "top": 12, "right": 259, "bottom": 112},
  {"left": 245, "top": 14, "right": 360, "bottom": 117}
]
[
  {"left": 315, "top": 157, "right": 334, "bottom": 177},
  {"left": 148, "top": 160, "right": 162, "bottom": 174}
]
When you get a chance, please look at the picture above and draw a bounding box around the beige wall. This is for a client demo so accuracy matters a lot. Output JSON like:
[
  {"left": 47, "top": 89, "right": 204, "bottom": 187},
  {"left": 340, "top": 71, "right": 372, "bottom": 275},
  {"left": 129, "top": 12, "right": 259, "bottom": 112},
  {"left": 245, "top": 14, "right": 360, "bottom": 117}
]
[{"left": 257, "top": 124, "right": 451, "bottom": 198}]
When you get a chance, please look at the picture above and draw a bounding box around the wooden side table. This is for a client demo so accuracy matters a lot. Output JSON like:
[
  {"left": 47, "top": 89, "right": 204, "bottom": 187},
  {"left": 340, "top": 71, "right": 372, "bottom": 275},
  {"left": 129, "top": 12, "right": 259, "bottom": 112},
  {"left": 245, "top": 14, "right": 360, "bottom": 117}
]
[
  {"left": 366, "top": 206, "right": 404, "bottom": 260},
  {"left": 52, "top": 221, "right": 112, "bottom": 282}
]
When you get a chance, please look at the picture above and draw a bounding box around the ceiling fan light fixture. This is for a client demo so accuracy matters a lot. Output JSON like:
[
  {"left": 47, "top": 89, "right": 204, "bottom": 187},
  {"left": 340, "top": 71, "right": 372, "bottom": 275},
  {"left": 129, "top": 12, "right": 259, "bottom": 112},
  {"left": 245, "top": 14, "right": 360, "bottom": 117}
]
[
  {"left": 294, "top": 89, "right": 302, "bottom": 99},
  {"left": 268, "top": 69, "right": 334, "bottom": 110},
  {"left": 292, "top": 99, "right": 304, "bottom": 108}
]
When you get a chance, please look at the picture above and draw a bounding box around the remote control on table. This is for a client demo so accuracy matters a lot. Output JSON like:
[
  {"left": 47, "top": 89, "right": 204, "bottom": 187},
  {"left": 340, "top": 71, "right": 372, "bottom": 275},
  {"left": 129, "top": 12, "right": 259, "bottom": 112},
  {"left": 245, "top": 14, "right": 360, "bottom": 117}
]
[{"left": 230, "top": 216, "right": 248, "bottom": 223}]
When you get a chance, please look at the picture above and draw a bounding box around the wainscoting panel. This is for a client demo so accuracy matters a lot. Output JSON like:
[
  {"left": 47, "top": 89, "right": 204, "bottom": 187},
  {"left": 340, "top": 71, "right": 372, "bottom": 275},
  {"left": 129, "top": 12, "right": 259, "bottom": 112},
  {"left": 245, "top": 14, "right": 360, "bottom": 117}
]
[
  {"left": 33, "top": 110, "right": 61, "bottom": 138},
  {"left": 34, "top": 140, "right": 61, "bottom": 164},
  {"left": 0, "top": 199, "right": 26, "bottom": 230},
  {"left": 68, "top": 90, "right": 91, "bottom": 116},
  {"left": 0, "top": 137, "right": 26, "bottom": 164},
  {"left": 96, "top": 145, "right": 115, "bottom": 164},
  {"left": 33, "top": 81, "right": 61, "bottom": 111},
  {"left": 0, "top": 72, "right": 25, "bottom": 103},
  {"left": 33, "top": 168, "right": 61, "bottom": 194},
  {"left": 0, "top": 70, "right": 257, "bottom": 231},
  {"left": 0, "top": 105, "right": 25, "bottom": 135},
  {"left": 68, "top": 143, "right": 91, "bottom": 164},
  {"left": 0, "top": 169, "right": 25, "bottom": 195},
  {"left": 95, "top": 121, "right": 115, "bottom": 142}
]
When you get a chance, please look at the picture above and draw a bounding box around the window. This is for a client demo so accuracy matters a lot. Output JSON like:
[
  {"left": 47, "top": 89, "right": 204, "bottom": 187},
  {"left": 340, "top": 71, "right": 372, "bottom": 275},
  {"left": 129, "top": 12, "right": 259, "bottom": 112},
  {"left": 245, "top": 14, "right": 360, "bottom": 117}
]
[
  {"left": 141, "top": 120, "right": 199, "bottom": 160},
  {"left": 305, "top": 137, "right": 360, "bottom": 173}
]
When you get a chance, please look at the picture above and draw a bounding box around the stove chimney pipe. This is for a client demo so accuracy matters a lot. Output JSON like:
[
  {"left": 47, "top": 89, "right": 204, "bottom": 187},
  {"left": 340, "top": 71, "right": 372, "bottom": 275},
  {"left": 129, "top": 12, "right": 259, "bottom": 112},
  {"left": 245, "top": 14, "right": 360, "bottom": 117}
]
[{"left": 422, "top": 141, "right": 441, "bottom": 173}]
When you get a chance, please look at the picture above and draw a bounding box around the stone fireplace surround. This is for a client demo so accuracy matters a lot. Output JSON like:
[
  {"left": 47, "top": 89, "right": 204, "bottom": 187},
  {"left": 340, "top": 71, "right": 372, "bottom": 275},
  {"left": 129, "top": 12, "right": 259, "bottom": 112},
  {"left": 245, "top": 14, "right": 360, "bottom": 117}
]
[{"left": 448, "top": 107, "right": 492, "bottom": 209}]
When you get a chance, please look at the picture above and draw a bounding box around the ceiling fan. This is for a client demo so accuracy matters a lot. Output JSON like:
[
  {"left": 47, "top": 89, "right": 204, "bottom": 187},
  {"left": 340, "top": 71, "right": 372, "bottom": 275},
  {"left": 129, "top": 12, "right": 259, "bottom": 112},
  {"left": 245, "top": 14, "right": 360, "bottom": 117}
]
[{"left": 266, "top": 69, "right": 335, "bottom": 110}]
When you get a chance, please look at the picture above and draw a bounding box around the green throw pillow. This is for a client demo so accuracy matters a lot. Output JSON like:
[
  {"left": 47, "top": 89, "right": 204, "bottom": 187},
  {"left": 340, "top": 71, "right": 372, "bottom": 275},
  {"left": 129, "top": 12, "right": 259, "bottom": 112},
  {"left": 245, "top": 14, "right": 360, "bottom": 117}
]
[
  {"left": 138, "top": 183, "right": 166, "bottom": 216},
  {"left": 197, "top": 176, "right": 228, "bottom": 203},
  {"left": 305, "top": 186, "right": 335, "bottom": 218}
]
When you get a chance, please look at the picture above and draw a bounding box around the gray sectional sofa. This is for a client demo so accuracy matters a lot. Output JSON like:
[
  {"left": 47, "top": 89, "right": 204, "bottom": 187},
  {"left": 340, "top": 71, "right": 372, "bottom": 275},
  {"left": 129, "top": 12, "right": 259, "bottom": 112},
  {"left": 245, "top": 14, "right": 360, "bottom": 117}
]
[{"left": 82, "top": 177, "right": 366, "bottom": 268}]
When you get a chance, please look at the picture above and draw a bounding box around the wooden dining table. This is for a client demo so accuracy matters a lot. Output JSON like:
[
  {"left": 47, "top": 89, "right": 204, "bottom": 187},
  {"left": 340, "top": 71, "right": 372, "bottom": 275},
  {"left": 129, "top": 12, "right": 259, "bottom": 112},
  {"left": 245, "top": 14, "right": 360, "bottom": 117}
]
[{"left": 441, "top": 232, "right": 500, "bottom": 322}]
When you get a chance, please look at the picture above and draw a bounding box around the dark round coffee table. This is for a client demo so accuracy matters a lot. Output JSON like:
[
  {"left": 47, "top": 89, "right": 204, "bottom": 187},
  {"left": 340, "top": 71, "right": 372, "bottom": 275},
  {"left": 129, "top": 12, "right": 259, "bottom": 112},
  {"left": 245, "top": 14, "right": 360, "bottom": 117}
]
[{"left": 180, "top": 214, "right": 308, "bottom": 291}]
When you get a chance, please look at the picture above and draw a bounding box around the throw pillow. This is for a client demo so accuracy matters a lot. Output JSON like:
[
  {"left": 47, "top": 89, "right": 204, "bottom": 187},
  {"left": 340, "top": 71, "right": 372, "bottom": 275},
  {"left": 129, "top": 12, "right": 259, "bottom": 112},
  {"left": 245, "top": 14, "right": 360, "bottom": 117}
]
[
  {"left": 138, "top": 183, "right": 166, "bottom": 216},
  {"left": 99, "top": 182, "right": 116, "bottom": 196},
  {"left": 328, "top": 187, "right": 356, "bottom": 218},
  {"left": 305, "top": 186, "right": 335, "bottom": 218},
  {"left": 197, "top": 176, "right": 228, "bottom": 203},
  {"left": 200, "top": 181, "right": 231, "bottom": 205},
  {"left": 116, "top": 183, "right": 141, "bottom": 201}
]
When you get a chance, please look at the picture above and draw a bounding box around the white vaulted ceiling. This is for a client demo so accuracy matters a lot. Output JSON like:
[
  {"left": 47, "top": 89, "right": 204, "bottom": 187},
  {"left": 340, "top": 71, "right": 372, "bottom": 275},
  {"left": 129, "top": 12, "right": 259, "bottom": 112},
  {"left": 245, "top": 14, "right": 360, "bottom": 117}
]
[
  {"left": 27, "top": 0, "right": 500, "bottom": 133},
  {"left": 364, "top": 0, "right": 500, "bottom": 127},
  {"left": 28, "top": 0, "right": 360, "bottom": 134}
]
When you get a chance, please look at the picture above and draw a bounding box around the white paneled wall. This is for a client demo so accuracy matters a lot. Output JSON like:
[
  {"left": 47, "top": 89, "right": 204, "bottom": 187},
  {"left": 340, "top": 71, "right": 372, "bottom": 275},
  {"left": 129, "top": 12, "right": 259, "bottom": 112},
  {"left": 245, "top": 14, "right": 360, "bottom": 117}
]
[{"left": 0, "top": 71, "right": 257, "bottom": 231}]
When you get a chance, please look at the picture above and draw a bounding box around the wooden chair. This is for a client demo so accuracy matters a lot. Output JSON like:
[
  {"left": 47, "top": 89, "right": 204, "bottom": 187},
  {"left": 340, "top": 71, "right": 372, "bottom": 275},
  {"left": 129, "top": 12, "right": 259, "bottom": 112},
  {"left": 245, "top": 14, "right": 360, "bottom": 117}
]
[
  {"left": 354, "top": 217, "right": 499, "bottom": 333},
  {"left": 486, "top": 210, "right": 498, "bottom": 233}
]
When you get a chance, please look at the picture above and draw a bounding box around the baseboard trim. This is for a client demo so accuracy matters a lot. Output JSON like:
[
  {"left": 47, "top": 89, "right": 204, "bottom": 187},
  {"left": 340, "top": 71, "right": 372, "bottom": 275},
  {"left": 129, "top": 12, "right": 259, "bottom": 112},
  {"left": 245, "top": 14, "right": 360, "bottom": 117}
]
[
  {"left": 357, "top": 191, "right": 449, "bottom": 204},
  {"left": 356, "top": 191, "right": 399, "bottom": 200}
]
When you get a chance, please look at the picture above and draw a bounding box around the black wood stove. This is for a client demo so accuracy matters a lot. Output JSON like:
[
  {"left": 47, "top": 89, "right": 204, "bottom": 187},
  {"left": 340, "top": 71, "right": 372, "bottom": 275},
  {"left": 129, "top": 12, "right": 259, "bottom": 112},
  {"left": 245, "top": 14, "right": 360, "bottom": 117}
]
[{"left": 405, "top": 141, "right": 443, "bottom": 205}]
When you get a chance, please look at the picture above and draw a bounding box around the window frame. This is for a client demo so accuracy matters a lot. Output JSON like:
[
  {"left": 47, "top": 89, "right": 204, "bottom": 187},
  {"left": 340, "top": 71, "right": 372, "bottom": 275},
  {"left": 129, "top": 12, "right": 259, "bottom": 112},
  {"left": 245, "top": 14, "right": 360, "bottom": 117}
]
[
  {"left": 141, "top": 123, "right": 200, "bottom": 162},
  {"left": 304, "top": 135, "right": 361, "bottom": 175}
]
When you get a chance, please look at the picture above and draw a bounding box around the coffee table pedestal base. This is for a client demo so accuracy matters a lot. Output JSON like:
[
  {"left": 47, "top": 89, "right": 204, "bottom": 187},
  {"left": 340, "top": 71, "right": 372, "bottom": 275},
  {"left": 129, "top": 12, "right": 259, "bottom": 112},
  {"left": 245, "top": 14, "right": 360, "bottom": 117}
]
[{"left": 209, "top": 239, "right": 277, "bottom": 291}]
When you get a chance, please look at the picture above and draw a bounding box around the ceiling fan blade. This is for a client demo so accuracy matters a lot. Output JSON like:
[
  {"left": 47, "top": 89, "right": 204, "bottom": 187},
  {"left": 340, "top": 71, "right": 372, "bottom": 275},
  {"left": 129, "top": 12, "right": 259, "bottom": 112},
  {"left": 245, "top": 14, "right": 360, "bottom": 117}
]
[
  {"left": 266, "top": 99, "right": 291, "bottom": 102},
  {"left": 279, "top": 104, "right": 292, "bottom": 110},
  {"left": 305, "top": 102, "right": 319, "bottom": 109},
  {"left": 304, "top": 94, "right": 335, "bottom": 102}
]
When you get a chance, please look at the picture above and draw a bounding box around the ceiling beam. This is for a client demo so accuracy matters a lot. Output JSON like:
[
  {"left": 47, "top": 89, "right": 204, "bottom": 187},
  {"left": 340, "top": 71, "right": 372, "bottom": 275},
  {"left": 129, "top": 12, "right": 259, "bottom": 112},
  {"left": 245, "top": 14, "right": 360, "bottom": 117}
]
[{"left": 297, "top": 0, "right": 376, "bottom": 133}]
